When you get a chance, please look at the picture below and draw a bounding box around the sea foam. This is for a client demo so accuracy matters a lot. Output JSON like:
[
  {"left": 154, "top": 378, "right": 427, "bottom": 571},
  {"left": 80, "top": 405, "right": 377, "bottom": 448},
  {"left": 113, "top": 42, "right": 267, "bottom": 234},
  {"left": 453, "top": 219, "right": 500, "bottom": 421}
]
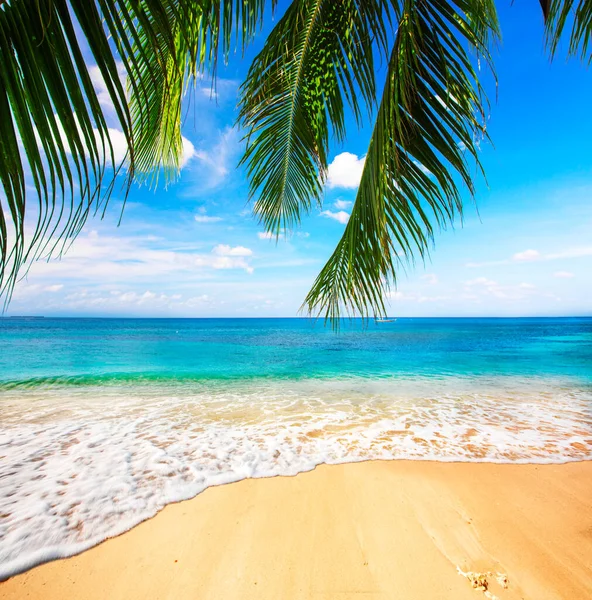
[{"left": 1, "top": 375, "right": 591, "bottom": 579}]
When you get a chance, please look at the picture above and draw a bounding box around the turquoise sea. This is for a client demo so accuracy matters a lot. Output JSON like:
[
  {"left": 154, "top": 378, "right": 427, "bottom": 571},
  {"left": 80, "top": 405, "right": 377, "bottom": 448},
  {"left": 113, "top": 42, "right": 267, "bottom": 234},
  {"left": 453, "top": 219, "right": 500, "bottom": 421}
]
[{"left": 1, "top": 317, "right": 591, "bottom": 577}]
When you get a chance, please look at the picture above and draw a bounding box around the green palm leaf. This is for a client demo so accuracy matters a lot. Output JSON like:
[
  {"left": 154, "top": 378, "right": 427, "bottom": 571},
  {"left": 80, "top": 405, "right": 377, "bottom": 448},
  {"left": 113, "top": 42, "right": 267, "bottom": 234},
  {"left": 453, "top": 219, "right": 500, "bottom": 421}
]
[
  {"left": 238, "top": 0, "right": 388, "bottom": 235},
  {"left": 0, "top": 0, "right": 176, "bottom": 298},
  {"left": 545, "top": 0, "right": 592, "bottom": 61},
  {"left": 304, "top": 0, "right": 499, "bottom": 322},
  {"left": 130, "top": 1, "right": 270, "bottom": 186},
  {"left": 0, "top": 0, "right": 268, "bottom": 300},
  {"left": 2, "top": 0, "right": 592, "bottom": 320}
]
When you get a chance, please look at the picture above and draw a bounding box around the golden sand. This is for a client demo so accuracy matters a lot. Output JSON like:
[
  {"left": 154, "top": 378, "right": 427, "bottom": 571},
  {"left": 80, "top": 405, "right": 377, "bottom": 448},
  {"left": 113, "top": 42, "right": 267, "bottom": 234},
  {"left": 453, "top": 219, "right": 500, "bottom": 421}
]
[{"left": 2, "top": 461, "right": 591, "bottom": 599}]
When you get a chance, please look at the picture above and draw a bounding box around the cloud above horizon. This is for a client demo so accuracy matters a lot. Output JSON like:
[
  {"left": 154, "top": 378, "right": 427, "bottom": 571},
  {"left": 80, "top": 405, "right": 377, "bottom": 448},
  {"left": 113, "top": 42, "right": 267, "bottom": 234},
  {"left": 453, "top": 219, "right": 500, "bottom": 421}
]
[
  {"left": 334, "top": 199, "right": 353, "bottom": 210},
  {"left": 320, "top": 210, "right": 350, "bottom": 224},
  {"left": 326, "top": 152, "right": 365, "bottom": 189},
  {"left": 467, "top": 246, "right": 592, "bottom": 268}
]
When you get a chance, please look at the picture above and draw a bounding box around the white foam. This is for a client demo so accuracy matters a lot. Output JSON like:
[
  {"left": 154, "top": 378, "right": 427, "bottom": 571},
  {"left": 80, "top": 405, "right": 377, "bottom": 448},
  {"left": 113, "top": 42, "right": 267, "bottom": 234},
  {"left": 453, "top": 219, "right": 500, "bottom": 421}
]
[{"left": 1, "top": 376, "right": 591, "bottom": 579}]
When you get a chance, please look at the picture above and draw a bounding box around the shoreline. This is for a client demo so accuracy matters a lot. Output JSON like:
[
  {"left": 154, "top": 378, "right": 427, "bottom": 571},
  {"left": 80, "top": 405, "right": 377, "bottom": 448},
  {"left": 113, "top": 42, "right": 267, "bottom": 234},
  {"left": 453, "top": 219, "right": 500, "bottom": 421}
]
[{"left": 2, "top": 460, "right": 592, "bottom": 599}]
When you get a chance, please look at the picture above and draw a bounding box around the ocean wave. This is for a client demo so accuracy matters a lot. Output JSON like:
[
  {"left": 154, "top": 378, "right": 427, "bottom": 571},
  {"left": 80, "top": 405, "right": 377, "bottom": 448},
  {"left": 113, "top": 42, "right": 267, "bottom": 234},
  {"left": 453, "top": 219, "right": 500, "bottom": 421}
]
[{"left": 1, "top": 375, "right": 591, "bottom": 579}]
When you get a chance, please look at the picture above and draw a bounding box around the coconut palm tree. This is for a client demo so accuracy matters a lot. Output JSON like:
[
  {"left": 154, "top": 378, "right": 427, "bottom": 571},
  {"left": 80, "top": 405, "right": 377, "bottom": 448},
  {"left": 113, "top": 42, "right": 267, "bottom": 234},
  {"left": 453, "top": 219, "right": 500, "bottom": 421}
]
[{"left": 0, "top": 0, "right": 589, "bottom": 320}]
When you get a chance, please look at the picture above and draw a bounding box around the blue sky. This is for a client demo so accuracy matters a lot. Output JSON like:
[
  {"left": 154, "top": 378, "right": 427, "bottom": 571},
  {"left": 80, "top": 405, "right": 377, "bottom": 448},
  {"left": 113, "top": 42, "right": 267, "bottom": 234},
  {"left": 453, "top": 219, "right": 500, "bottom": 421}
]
[{"left": 8, "top": 1, "right": 592, "bottom": 317}]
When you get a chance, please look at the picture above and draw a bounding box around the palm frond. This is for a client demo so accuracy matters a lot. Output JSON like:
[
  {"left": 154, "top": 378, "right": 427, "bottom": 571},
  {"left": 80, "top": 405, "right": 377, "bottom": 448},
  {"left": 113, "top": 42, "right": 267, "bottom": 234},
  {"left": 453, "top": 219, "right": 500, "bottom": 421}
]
[
  {"left": 0, "top": 0, "right": 174, "bottom": 298},
  {"left": 304, "top": 0, "right": 499, "bottom": 323},
  {"left": 130, "top": 1, "right": 270, "bottom": 185},
  {"left": 545, "top": 0, "right": 592, "bottom": 62},
  {"left": 238, "top": 0, "right": 388, "bottom": 235},
  {"left": 0, "top": 0, "right": 268, "bottom": 300}
]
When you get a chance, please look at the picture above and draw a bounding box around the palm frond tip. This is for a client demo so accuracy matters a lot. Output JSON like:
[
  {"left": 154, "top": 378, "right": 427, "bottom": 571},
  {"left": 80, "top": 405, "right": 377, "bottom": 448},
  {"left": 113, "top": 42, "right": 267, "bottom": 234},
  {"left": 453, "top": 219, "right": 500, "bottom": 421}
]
[{"left": 304, "top": 0, "right": 499, "bottom": 323}]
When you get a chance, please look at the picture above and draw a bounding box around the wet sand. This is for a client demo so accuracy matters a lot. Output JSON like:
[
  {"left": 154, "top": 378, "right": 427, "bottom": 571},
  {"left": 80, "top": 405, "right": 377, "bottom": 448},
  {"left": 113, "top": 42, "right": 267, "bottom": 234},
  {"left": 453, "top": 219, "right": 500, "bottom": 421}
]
[{"left": 2, "top": 461, "right": 592, "bottom": 599}]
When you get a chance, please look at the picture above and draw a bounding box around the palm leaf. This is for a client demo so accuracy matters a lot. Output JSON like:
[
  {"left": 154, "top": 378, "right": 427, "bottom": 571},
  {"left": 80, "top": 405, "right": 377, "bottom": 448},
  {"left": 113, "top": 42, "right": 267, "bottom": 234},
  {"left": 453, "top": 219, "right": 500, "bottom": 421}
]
[
  {"left": 0, "top": 0, "right": 270, "bottom": 300},
  {"left": 545, "top": 0, "right": 592, "bottom": 62},
  {"left": 304, "top": 0, "right": 499, "bottom": 323},
  {"left": 238, "top": 0, "right": 389, "bottom": 235},
  {"left": 0, "top": 0, "right": 175, "bottom": 298},
  {"left": 129, "top": 0, "right": 270, "bottom": 186}
]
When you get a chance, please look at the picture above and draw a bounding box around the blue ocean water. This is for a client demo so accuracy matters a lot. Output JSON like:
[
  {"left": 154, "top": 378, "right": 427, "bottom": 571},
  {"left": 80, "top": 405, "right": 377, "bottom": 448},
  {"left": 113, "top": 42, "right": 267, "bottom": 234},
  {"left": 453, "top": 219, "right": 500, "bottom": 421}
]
[
  {"left": 1, "top": 317, "right": 591, "bottom": 577},
  {"left": 2, "top": 317, "right": 592, "bottom": 384}
]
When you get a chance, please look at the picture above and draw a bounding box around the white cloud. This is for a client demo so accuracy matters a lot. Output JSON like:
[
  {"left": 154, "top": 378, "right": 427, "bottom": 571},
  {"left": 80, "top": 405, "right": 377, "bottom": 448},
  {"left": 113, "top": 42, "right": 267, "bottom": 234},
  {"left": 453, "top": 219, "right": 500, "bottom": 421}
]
[
  {"left": 513, "top": 249, "right": 541, "bottom": 262},
  {"left": 48, "top": 115, "right": 128, "bottom": 167},
  {"left": 190, "top": 127, "right": 239, "bottom": 189},
  {"left": 258, "top": 229, "right": 308, "bottom": 240},
  {"left": 22, "top": 231, "right": 256, "bottom": 282},
  {"left": 119, "top": 292, "right": 137, "bottom": 302},
  {"left": 554, "top": 271, "right": 575, "bottom": 278},
  {"left": 61, "top": 289, "right": 218, "bottom": 312},
  {"left": 466, "top": 277, "right": 498, "bottom": 288},
  {"left": 195, "top": 213, "right": 222, "bottom": 223},
  {"left": 11, "top": 283, "right": 64, "bottom": 299},
  {"left": 54, "top": 115, "right": 194, "bottom": 172},
  {"left": 334, "top": 199, "right": 353, "bottom": 210},
  {"left": 320, "top": 210, "right": 350, "bottom": 224},
  {"left": 194, "top": 215, "right": 222, "bottom": 223},
  {"left": 468, "top": 246, "right": 592, "bottom": 269},
  {"left": 103, "top": 128, "right": 129, "bottom": 165},
  {"left": 212, "top": 244, "right": 253, "bottom": 257},
  {"left": 180, "top": 137, "right": 196, "bottom": 168},
  {"left": 207, "top": 256, "right": 254, "bottom": 273},
  {"left": 547, "top": 247, "right": 592, "bottom": 260},
  {"left": 464, "top": 277, "right": 537, "bottom": 301},
  {"left": 99, "top": 131, "right": 194, "bottom": 169},
  {"left": 199, "top": 87, "right": 219, "bottom": 99},
  {"left": 87, "top": 63, "right": 194, "bottom": 170},
  {"left": 88, "top": 62, "right": 127, "bottom": 114},
  {"left": 326, "top": 152, "right": 365, "bottom": 189},
  {"left": 387, "top": 290, "right": 450, "bottom": 303},
  {"left": 421, "top": 274, "right": 438, "bottom": 285},
  {"left": 465, "top": 259, "right": 509, "bottom": 268}
]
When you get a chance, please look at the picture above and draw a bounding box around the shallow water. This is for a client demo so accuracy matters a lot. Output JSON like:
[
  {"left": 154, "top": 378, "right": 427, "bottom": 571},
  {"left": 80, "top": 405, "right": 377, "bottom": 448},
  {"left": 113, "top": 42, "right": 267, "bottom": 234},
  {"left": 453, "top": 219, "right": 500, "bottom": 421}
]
[{"left": 1, "top": 317, "right": 591, "bottom": 577}]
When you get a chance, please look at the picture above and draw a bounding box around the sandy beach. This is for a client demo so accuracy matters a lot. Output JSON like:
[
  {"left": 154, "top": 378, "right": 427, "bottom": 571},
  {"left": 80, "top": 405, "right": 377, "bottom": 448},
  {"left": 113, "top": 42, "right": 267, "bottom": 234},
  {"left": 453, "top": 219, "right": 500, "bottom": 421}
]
[{"left": 2, "top": 460, "right": 591, "bottom": 600}]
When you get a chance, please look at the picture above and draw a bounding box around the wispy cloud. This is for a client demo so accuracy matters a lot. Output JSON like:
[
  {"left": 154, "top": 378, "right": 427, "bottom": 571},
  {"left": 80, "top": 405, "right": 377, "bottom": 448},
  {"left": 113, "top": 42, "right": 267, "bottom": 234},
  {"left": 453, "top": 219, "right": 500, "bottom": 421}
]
[
  {"left": 387, "top": 290, "right": 450, "bottom": 303},
  {"left": 194, "top": 215, "right": 222, "bottom": 223},
  {"left": 23, "top": 230, "right": 256, "bottom": 284},
  {"left": 212, "top": 244, "right": 252, "bottom": 257},
  {"left": 546, "top": 247, "right": 592, "bottom": 260},
  {"left": 421, "top": 273, "right": 438, "bottom": 285},
  {"left": 554, "top": 271, "right": 575, "bottom": 278},
  {"left": 467, "top": 246, "right": 592, "bottom": 268},
  {"left": 513, "top": 249, "right": 541, "bottom": 262},
  {"left": 194, "top": 208, "right": 222, "bottom": 223},
  {"left": 465, "top": 259, "right": 509, "bottom": 268},
  {"left": 466, "top": 277, "right": 498, "bottom": 288},
  {"left": 199, "top": 87, "right": 219, "bottom": 100},
  {"left": 334, "top": 199, "right": 353, "bottom": 210},
  {"left": 186, "top": 127, "right": 240, "bottom": 191},
  {"left": 464, "top": 277, "right": 538, "bottom": 301},
  {"left": 258, "top": 230, "right": 309, "bottom": 240}
]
